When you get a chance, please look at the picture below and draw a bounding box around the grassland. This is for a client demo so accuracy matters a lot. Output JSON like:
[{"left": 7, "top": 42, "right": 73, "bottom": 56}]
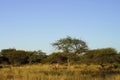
[{"left": 0, "top": 64, "right": 120, "bottom": 80}]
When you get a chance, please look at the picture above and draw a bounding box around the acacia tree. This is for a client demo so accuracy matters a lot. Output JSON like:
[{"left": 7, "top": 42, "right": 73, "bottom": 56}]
[
  {"left": 52, "top": 36, "right": 88, "bottom": 69},
  {"left": 52, "top": 36, "right": 88, "bottom": 54}
]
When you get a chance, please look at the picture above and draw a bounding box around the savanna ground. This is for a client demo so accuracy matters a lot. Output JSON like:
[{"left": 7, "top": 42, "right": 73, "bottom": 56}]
[{"left": 0, "top": 64, "right": 120, "bottom": 80}]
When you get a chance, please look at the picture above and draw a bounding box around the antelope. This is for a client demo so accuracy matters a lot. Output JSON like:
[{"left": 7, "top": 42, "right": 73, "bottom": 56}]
[{"left": 50, "top": 63, "right": 60, "bottom": 70}]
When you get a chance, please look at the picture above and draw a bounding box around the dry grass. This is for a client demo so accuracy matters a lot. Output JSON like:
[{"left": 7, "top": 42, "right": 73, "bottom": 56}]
[{"left": 0, "top": 64, "right": 120, "bottom": 80}]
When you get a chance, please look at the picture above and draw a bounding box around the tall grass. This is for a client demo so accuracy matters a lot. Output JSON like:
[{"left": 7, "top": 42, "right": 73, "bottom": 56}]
[{"left": 0, "top": 64, "right": 120, "bottom": 80}]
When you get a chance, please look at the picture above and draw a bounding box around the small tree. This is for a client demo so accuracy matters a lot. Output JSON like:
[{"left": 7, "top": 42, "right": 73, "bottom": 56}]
[
  {"left": 82, "top": 48, "right": 118, "bottom": 70},
  {"left": 48, "top": 52, "right": 67, "bottom": 64},
  {"left": 1, "top": 50, "right": 29, "bottom": 65},
  {"left": 29, "top": 50, "right": 47, "bottom": 63},
  {"left": 52, "top": 36, "right": 88, "bottom": 69}
]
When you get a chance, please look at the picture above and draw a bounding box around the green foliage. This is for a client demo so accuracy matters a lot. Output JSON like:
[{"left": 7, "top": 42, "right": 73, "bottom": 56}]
[
  {"left": 0, "top": 49, "right": 47, "bottom": 65},
  {"left": 29, "top": 50, "right": 47, "bottom": 64},
  {"left": 116, "top": 53, "right": 120, "bottom": 63},
  {"left": 1, "top": 50, "right": 29, "bottom": 65},
  {"left": 82, "top": 48, "right": 118, "bottom": 65},
  {"left": 0, "top": 37, "right": 120, "bottom": 67},
  {"left": 44, "top": 52, "right": 80, "bottom": 64},
  {"left": 52, "top": 36, "right": 88, "bottom": 54},
  {"left": 46, "top": 52, "right": 67, "bottom": 64},
  {"left": 1, "top": 49, "right": 16, "bottom": 54},
  {"left": 52, "top": 36, "right": 88, "bottom": 69},
  {"left": 0, "top": 56, "right": 9, "bottom": 64}
]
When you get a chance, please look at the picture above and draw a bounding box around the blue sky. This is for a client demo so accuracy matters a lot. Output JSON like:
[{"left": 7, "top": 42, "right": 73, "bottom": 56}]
[{"left": 0, "top": 0, "right": 120, "bottom": 54}]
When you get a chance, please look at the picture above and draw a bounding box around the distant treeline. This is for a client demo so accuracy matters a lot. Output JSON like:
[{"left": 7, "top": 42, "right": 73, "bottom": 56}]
[
  {"left": 0, "top": 36, "right": 120, "bottom": 68},
  {"left": 0, "top": 48, "right": 120, "bottom": 65}
]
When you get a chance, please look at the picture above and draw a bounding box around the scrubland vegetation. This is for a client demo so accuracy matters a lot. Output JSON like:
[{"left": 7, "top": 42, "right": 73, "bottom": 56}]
[
  {"left": 0, "top": 36, "right": 120, "bottom": 80},
  {"left": 0, "top": 64, "right": 120, "bottom": 80}
]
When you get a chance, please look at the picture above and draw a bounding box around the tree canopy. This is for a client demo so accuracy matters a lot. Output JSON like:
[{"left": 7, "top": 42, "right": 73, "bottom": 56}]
[
  {"left": 82, "top": 48, "right": 118, "bottom": 65},
  {"left": 52, "top": 36, "right": 88, "bottom": 54},
  {"left": 0, "top": 36, "right": 120, "bottom": 67}
]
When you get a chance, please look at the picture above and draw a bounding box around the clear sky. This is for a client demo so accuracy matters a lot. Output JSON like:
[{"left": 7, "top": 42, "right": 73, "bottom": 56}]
[{"left": 0, "top": 0, "right": 120, "bottom": 54}]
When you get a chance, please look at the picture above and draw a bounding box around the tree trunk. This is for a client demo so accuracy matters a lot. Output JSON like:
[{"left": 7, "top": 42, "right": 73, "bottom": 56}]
[{"left": 67, "top": 57, "right": 70, "bottom": 70}]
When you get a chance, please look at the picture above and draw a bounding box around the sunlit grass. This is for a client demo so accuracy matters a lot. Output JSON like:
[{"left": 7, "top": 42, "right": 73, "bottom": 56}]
[{"left": 0, "top": 64, "right": 120, "bottom": 80}]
